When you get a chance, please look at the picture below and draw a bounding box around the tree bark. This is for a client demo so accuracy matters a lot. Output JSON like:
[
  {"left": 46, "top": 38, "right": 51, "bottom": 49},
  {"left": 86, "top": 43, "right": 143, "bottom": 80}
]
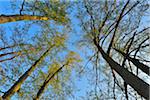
[
  {"left": 0, "top": 15, "right": 52, "bottom": 24},
  {"left": 114, "top": 48, "right": 150, "bottom": 76},
  {"left": 2, "top": 46, "right": 54, "bottom": 99},
  {"left": 93, "top": 39, "right": 149, "bottom": 99}
]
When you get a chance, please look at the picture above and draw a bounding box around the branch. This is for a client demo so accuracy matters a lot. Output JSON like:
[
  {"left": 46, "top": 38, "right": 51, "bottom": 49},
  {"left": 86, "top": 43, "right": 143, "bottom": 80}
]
[
  {"left": 20, "top": 0, "right": 25, "bottom": 15},
  {"left": 114, "top": 48, "right": 150, "bottom": 76},
  {"left": 2, "top": 45, "right": 54, "bottom": 99},
  {"left": 34, "top": 63, "right": 67, "bottom": 100},
  {"left": 107, "top": 0, "right": 130, "bottom": 55},
  {"left": 93, "top": 38, "right": 149, "bottom": 99},
  {"left": 0, "top": 51, "right": 21, "bottom": 58}
]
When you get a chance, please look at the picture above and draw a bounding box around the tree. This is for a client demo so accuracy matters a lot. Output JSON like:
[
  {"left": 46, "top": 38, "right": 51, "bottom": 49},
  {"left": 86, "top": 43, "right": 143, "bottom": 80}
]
[
  {"left": 0, "top": 0, "right": 68, "bottom": 24},
  {"left": 0, "top": 0, "right": 149, "bottom": 99},
  {"left": 75, "top": 0, "right": 149, "bottom": 99},
  {"left": 0, "top": 0, "right": 69, "bottom": 99},
  {"left": 34, "top": 51, "right": 81, "bottom": 100}
]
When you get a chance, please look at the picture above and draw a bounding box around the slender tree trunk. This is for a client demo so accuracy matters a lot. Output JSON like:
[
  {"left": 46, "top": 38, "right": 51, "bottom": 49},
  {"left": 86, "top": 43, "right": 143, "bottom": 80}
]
[
  {"left": 0, "top": 15, "right": 51, "bottom": 24},
  {"left": 114, "top": 48, "right": 150, "bottom": 76},
  {"left": 34, "top": 64, "right": 65, "bottom": 100},
  {"left": 93, "top": 39, "right": 149, "bottom": 99},
  {"left": 2, "top": 46, "right": 54, "bottom": 99}
]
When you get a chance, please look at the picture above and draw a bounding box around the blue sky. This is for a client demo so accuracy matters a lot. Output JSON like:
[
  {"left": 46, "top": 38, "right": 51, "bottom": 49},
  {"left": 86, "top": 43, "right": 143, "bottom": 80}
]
[{"left": 0, "top": 0, "right": 149, "bottom": 100}]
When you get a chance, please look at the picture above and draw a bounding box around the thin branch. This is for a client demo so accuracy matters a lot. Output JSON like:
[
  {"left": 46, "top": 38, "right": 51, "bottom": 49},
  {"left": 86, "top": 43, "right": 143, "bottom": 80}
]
[
  {"left": 20, "top": 0, "right": 25, "bottom": 15},
  {"left": 0, "top": 51, "right": 21, "bottom": 57},
  {"left": 107, "top": 0, "right": 130, "bottom": 55}
]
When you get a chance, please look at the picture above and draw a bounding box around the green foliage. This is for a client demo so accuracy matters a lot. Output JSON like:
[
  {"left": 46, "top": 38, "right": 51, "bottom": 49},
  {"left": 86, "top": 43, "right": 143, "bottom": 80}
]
[
  {"left": 52, "top": 35, "right": 66, "bottom": 47},
  {"left": 65, "top": 51, "right": 81, "bottom": 65},
  {"left": 1, "top": 0, "right": 149, "bottom": 99},
  {"left": 33, "top": 0, "right": 69, "bottom": 23},
  {"left": 44, "top": 51, "right": 81, "bottom": 94}
]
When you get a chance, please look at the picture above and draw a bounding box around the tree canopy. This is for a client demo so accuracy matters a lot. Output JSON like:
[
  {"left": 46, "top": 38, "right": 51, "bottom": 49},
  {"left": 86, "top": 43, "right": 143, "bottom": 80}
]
[{"left": 0, "top": 0, "right": 149, "bottom": 100}]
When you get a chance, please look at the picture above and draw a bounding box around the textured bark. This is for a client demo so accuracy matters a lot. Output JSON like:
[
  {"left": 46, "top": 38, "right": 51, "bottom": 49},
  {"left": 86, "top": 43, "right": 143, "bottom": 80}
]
[
  {"left": 2, "top": 46, "right": 53, "bottom": 99},
  {"left": 0, "top": 15, "right": 51, "bottom": 24},
  {"left": 93, "top": 39, "right": 149, "bottom": 99},
  {"left": 114, "top": 48, "right": 150, "bottom": 76}
]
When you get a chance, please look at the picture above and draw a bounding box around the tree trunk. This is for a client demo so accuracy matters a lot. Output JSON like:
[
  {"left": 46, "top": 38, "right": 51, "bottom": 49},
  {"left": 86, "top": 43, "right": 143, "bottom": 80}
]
[
  {"left": 2, "top": 46, "right": 53, "bottom": 99},
  {"left": 34, "top": 65, "right": 65, "bottom": 100},
  {"left": 114, "top": 48, "right": 150, "bottom": 76},
  {"left": 94, "top": 39, "right": 149, "bottom": 99}
]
